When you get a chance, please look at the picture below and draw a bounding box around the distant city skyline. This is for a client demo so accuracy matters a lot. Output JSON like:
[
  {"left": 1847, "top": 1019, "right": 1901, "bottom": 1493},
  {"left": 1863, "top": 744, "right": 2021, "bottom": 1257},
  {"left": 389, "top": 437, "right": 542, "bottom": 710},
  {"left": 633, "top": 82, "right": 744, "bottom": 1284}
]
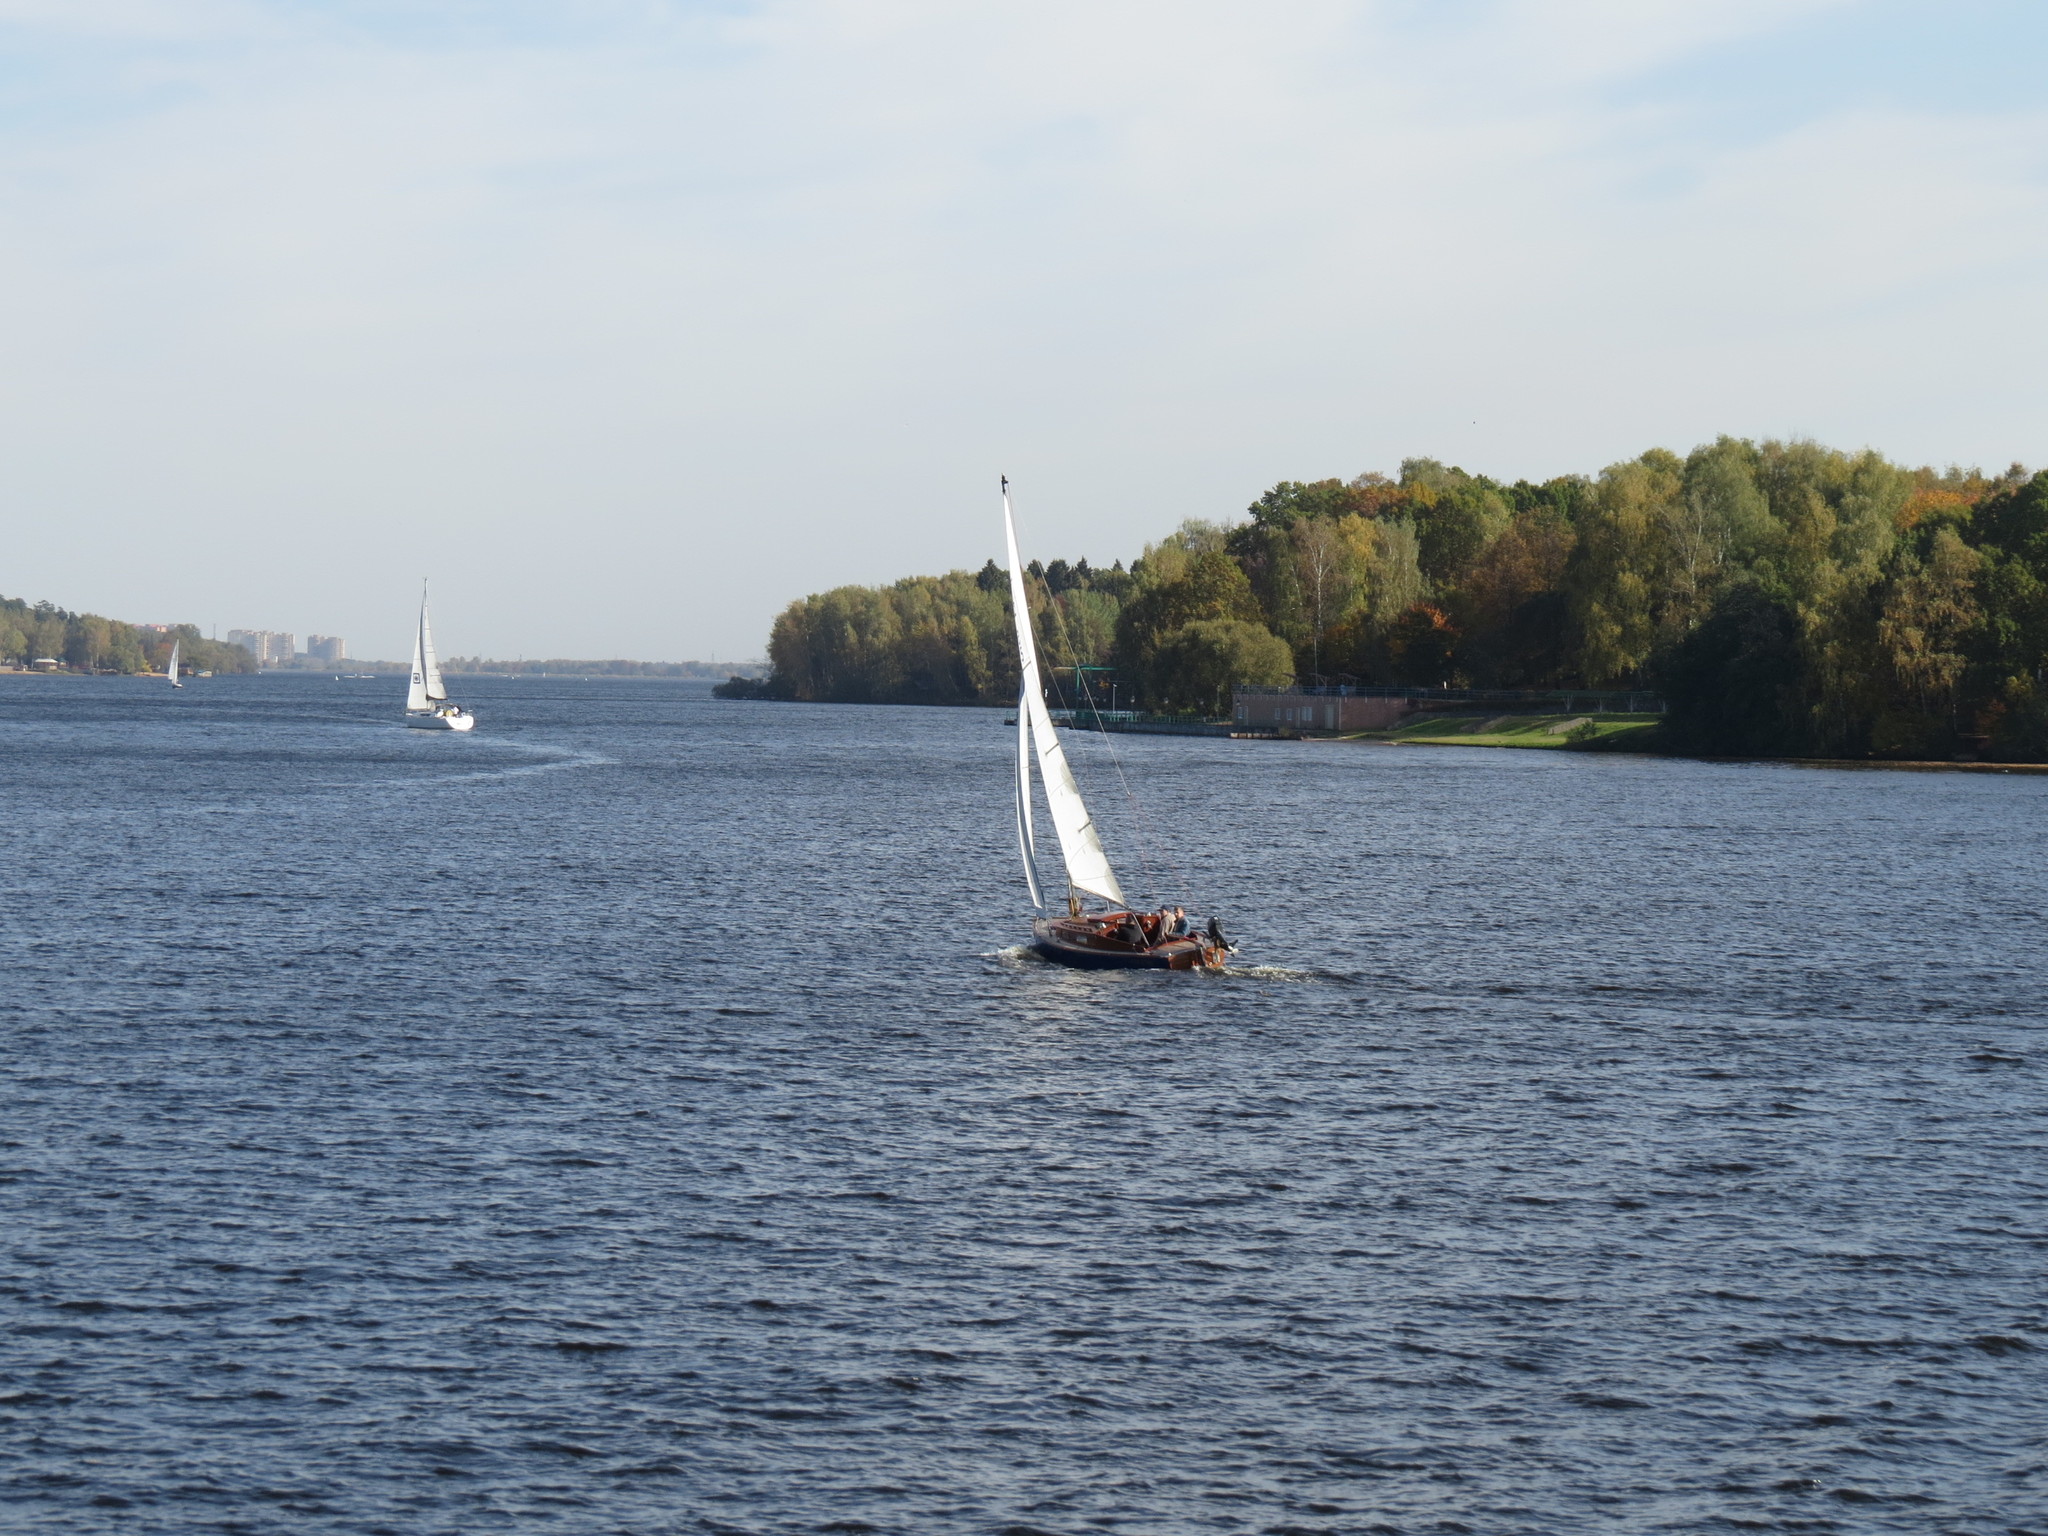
[
  {"left": 219, "top": 630, "right": 348, "bottom": 665},
  {"left": 1, "top": 2, "right": 2045, "bottom": 659}
]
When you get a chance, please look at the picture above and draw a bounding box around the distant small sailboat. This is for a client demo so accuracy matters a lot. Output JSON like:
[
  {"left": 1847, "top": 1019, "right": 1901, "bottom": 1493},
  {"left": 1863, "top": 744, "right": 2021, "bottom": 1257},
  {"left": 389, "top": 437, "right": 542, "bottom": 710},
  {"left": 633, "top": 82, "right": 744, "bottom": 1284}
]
[
  {"left": 165, "top": 639, "right": 183, "bottom": 688},
  {"left": 1002, "top": 480, "right": 1228, "bottom": 970},
  {"left": 404, "top": 583, "right": 475, "bottom": 731}
]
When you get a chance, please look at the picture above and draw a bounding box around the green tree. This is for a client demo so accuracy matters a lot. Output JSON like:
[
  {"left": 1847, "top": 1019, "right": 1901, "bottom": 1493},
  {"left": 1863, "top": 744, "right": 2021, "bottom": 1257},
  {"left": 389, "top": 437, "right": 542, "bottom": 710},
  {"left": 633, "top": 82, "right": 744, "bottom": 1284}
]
[
  {"left": 1866, "top": 524, "right": 1982, "bottom": 756},
  {"left": 1411, "top": 482, "right": 1510, "bottom": 585},
  {"left": 1567, "top": 452, "right": 1680, "bottom": 685},
  {"left": 1451, "top": 505, "right": 1575, "bottom": 685},
  {"left": 64, "top": 615, "right": 112, "bottom": 671},
  {"left": 731, "top": 437, "right": 2048, "bottom": 761},
  {"left": 1680, "top": 437, "right": 1776, "bottom": 575},
  {"left": 1319, "top": 517, "right": 1427, "bottom": 682},
  {"left": 100, "top": 623, "right": 146, "bottom": 675},
  {"left": 1972, "top": 468, "right": 2048, "bottom": 563},
  {"left": 1148, "top": 619, "right": 1293, "bottom": 713},
  {"left": 1386, "top": 602, "right": 1460, "bottom": 684},
  {"left": 29, "top": 606, "right": 66, "bottom": 661},
  {"left": 1661, "top": 583, "right": 1807, "bottom": 756},
  {"left": 1244, "top": 478, "right": 1366, "bottom": 529},
  {"left": 1113, "top": 550, "right": 1266, "bottom": 705}
]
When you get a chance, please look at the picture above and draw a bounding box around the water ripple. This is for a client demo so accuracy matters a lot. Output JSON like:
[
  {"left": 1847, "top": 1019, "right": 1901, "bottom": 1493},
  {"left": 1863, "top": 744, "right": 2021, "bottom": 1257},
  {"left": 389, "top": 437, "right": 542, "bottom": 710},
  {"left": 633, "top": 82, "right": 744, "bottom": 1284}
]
[{"left": 0, "top": 675, "right": 2042, "bottom": 1533}]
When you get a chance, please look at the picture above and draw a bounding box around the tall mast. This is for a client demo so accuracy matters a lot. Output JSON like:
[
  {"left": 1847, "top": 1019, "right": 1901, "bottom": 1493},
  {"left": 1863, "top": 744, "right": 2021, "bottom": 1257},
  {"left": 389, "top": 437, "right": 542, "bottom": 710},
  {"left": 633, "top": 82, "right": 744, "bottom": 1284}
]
[{"left": 1002, "top": 481, "right": 1125, "bottom": 908}]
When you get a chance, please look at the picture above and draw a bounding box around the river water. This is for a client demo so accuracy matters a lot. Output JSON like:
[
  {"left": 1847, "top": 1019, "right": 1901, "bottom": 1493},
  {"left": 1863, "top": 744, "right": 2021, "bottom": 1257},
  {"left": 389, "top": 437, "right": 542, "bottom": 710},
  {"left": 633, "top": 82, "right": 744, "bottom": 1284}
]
[{"left": 1, "top": 674, "right": 2042, "bottom": 1534}]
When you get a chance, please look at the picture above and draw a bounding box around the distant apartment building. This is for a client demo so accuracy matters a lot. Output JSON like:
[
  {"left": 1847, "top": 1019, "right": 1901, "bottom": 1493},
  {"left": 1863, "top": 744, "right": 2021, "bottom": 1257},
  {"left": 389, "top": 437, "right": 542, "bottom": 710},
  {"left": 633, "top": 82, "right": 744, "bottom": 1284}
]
[
  {"left": 305, "top": 635, "right": 347, "bottom": 663},
  {"left": 226, "top": 629, "right": 297, "bottom": 666}
]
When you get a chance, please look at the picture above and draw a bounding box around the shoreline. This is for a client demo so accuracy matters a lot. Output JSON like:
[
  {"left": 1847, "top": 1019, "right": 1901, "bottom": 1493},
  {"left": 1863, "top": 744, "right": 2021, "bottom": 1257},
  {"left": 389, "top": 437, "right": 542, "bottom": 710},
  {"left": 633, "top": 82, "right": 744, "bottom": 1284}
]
[
  {"left": 1335, "top": 732, "right": 2048, "bottom": 774},
  {"left": 0, "top": 668, "right": 726, "bottom": 681},
  {"left": 733, "top": 696, "right": 2048, "bottom": 773},
  {"left": 1777, "top": 756, "right": 2048, "bottom": 775}
]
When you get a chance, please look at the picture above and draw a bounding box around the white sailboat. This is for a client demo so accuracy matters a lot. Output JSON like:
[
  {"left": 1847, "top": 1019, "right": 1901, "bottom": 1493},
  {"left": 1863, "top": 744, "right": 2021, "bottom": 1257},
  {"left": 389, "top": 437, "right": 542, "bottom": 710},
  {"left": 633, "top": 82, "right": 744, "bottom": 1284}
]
[
  {"left": 1003, "top": 479, "right": 1226, "bottom": 970},
  {"left": 404, "top": 583, "right": 475, "bottom": 731},
  {"left": 165, "top": 638, "right": 183, "bottom": 688}
]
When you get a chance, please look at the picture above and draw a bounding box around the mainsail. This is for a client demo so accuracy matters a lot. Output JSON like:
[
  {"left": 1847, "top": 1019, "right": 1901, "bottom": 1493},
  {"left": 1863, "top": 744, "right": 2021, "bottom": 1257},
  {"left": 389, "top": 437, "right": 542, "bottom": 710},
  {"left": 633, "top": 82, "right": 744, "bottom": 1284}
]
[
  {"left": 1015, "top": 679, "right": 1044, "bottom": 910},
  {"left": 406, "top": 589, "right": 431, "bottom": 711},
  {"left": 1004, "top": 485, "right": 1126, "bottom": 908},
  {"left": 166, "top": 639, "right": 179, "bottom": 684},
  {"left": 419, "top": 590, "right": 447, "bottom": 702}
]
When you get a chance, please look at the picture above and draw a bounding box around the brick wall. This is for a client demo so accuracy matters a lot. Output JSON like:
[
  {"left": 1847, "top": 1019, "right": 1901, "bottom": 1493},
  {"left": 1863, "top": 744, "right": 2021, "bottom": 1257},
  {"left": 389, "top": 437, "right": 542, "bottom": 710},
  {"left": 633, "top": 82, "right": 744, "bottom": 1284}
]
[{"left": 1232, "top": 692, "right": 1413, "bottom": 731}]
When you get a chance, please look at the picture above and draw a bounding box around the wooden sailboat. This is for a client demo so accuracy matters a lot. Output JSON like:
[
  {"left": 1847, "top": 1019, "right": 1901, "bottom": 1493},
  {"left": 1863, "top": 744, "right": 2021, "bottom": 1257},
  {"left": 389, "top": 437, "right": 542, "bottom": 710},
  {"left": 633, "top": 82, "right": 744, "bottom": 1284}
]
[
  {"left": 1003, "top": 481, "right": 1229, "bottom": 971},
  {"left": 165, "top": 638, "right": 183, "bottom": 688},
  {"left": 404, "top": 583, "right": 475, "bottom": 731}
]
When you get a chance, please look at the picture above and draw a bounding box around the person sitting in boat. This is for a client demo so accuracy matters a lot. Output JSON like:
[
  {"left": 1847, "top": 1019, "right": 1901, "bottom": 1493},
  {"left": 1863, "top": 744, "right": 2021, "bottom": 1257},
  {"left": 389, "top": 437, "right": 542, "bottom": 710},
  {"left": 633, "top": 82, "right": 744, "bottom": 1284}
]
[
  {"left": 1165, "top": 906, "right": 1188, "bottom": 937},
  {"left": 1116, "top": 912, "right": 1147, "bottom": 948}
]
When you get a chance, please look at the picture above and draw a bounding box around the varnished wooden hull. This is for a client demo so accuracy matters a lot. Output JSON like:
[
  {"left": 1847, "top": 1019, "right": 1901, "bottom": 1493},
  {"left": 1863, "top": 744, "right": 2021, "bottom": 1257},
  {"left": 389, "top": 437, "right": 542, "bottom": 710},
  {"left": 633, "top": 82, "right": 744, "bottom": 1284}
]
[{"left": 1031, "top": 916, "right": 1224, "bottom": 971}]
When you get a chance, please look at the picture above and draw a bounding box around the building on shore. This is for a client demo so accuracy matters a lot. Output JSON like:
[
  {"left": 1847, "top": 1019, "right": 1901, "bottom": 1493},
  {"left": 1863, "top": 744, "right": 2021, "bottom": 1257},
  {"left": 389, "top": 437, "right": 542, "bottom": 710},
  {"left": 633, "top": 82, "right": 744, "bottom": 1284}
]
[
  {"left": 1233, "top": 689, "right": 1414, "bottom": 732},
  {"left": 305, "top": 635, "right": 347, "bottom": 663},
  {"left": 226, "top": 629, "right": 297, "bottom": 666}
]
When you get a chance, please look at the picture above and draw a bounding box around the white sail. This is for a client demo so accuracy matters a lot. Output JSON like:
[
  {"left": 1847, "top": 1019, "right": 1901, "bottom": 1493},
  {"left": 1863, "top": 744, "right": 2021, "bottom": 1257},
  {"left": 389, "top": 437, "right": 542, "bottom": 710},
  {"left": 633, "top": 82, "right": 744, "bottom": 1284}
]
[
  {"left": 166, "top": 639, "right": 179, "bottom": 684},
  {"left": 419, "top": 589, "right": 447, "bottom": 701},
  {"left": 1003, "top": 486, "right": 1126, "bottom": 908},
  {"left": 1016, "top": 678, "right": 1044, "bottom": 909},
  {"left": 406, "top": 594, "right": 430, "bottom": 711}
]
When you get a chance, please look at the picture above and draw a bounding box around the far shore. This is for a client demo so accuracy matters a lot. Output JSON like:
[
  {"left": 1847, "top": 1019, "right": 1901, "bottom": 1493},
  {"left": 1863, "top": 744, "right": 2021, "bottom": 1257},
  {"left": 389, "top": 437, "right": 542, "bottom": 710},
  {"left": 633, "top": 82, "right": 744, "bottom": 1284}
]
[
  {"left": 1275, "top": 710, "right": 2045, "bottom": 773},
  {"left": 1370, "top": 738, "right": 2048, "bottom": 774},
  {"left": 1307, "top": 720, "right": 2048, "bottom": 774},
  {"left": 0, "top": 666, "right": 732, "bottom": 680},
  {"left": 16, "top": 669, "right": 2038, "bottom": 774}
]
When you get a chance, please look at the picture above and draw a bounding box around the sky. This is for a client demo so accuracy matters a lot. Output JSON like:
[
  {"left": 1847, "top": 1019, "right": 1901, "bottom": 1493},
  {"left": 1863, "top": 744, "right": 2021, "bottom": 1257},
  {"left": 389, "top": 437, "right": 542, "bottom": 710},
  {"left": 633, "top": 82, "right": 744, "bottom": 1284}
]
[{"left": 2, "top": 0, "right": 2046, "bottom": 662}]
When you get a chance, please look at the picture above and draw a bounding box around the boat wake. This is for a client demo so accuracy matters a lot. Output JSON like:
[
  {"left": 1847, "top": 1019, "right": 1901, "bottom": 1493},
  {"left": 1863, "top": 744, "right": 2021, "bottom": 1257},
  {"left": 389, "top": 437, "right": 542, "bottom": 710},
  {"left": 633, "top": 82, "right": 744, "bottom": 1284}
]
[
  {"left": 987, "top": 945, "right": 1325, "bottom": 983},
  {"left": 1215, "top": 962, "right": 1330, "bottom": 983},
  {"left": 356, "top": 745, "right": 615, "bottom": 789},
  {"left": 422, "top": 749, "right": 614, "bottom": 785}
]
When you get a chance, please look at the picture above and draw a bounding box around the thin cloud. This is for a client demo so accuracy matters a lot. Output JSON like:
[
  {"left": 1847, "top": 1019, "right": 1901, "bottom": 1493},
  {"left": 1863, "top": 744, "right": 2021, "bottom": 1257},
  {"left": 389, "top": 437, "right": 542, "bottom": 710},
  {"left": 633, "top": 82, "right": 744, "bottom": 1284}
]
[{"left": 0, "top": 0, "right": 2035, "bottom": 658}]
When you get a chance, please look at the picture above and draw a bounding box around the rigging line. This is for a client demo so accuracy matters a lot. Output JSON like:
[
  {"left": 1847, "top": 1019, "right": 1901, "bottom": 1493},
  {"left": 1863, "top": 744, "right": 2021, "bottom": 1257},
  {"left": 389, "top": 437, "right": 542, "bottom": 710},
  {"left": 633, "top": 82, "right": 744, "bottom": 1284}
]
[
  {"left": 1040, "top": 580, "right": 1195, "bottom": 905},
  {"left": 1032, "top": 600, "right": 1155, "bottom": 899},
  {"left": 1074, "top": 660, "right": 1192, "bottom": 903}
]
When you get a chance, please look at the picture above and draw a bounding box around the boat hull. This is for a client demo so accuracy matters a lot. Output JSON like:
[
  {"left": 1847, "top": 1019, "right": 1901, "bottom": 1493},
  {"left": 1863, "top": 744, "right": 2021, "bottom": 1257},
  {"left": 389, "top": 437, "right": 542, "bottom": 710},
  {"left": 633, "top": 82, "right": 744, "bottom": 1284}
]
[
  {"left": 406, "top": 709, "right": 475, "bottom": 731},
  {"left": 1031, "top": 916, "right": 1224, "bottom": 971}
]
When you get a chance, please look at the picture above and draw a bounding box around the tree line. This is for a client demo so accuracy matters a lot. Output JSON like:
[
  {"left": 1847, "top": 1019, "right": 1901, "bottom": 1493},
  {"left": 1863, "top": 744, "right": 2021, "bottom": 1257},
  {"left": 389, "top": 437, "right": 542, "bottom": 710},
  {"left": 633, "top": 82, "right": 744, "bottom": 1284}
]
[
  {"left": 0, "top": 596, "right": 257, "bottom": 675},
  {"left": 737, "top": 439, "right": 2048, "bottom": 759},
  {"left": 0, "top": 593, "right": 763, "bottom": 681}
]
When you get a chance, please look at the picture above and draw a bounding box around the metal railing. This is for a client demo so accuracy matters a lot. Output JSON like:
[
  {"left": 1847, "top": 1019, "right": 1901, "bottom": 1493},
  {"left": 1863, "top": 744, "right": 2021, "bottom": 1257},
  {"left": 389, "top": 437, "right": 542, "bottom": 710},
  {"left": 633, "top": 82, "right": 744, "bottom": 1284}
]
[{"left": 1055, "top": 708, "right": 1232, "bottom": 732}]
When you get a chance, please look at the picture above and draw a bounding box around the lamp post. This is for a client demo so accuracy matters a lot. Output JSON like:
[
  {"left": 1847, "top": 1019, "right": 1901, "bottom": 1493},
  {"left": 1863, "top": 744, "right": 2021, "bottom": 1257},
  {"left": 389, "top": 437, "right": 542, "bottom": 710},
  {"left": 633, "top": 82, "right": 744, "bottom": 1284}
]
[{"left": 1054, "top": 665, "right": 1117, "bottom": 725}]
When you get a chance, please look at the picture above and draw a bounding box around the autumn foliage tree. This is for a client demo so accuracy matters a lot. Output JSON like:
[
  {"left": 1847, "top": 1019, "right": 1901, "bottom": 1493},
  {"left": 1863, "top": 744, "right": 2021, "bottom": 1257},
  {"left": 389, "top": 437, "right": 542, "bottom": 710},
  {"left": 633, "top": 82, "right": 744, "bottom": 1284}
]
[{"left": 749, "top": 440, "right": 2048, "bottom": 759}]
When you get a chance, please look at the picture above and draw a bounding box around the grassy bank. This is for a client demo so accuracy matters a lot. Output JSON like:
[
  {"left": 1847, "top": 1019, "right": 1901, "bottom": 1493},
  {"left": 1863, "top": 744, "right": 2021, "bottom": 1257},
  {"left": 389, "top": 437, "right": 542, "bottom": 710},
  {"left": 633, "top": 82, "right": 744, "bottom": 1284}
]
[
  {"left": 1325, "top": 713, "right": 2048, "bottom": 770},
  {"left": 1343, "top": 712, "right": 1665, "bottom": 750}
]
